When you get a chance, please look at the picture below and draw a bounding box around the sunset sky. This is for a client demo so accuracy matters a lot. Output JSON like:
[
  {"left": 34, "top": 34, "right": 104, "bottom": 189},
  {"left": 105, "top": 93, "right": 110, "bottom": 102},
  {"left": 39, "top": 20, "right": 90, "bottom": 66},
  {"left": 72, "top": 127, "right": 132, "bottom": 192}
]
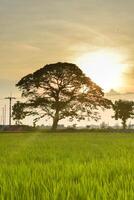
[{"left": 0, "top": 0, "right": 134, "bottom": 97}]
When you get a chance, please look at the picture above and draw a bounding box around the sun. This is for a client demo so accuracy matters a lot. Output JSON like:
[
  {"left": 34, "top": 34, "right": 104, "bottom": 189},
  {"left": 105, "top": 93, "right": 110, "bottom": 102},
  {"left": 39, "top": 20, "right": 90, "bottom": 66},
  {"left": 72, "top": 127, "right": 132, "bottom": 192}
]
[{"left": 74, "top": 49, "right": 127, "bottom": 91}]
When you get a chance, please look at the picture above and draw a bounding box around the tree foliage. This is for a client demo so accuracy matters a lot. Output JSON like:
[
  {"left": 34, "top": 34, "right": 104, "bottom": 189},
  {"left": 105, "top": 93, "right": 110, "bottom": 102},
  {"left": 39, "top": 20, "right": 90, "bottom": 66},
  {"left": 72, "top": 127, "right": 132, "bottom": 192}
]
[
  {"left": 112, "top": 99, "right": 134, "bottom": 129},
  {"left": 16, "top": 62, "right": 111, "bottom": 129},
  {"left": 12, "top": 101, "right": 27, "bottom": 125},
  {"left": 12, "top": 101, "right": 38, "bottom": 125}
]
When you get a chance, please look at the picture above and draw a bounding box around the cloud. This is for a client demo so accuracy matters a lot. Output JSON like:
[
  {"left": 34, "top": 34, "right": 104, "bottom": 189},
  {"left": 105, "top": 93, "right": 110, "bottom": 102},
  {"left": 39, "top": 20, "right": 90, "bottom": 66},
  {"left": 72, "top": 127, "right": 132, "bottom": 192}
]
[
  {"left": 122, "top": 66, "right": 134, "bottom": 92},
  {"left": 0, "top": 0, "right": 134, "bottom": 93},
  {"left": 16, "top": 44, "right": 41, "bottom": 52}
]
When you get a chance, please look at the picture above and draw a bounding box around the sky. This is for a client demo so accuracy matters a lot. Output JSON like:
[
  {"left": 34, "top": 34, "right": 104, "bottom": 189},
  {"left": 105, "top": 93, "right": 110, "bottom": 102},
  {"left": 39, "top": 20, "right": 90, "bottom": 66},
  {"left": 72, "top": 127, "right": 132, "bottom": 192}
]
[{"left": 0, "top": 0, "right": 134, "bottom": 125}]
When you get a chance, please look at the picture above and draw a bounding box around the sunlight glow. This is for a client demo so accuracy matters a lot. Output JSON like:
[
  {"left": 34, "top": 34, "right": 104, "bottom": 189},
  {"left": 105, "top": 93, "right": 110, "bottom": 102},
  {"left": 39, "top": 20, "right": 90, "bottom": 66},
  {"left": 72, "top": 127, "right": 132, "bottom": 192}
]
[{"left": 74, "top": 49, "right": 127, "bottom": 91}]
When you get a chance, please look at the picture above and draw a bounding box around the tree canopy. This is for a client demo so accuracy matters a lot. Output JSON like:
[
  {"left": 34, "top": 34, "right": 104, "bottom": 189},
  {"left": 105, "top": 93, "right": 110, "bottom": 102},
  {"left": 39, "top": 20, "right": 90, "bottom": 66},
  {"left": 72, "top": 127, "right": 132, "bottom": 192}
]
[
  {"left": 16, "top": 62, "right": 111, "bottom": 129},
  {"left": 112, "top": 99, "right": 134, "bottom": 129}
]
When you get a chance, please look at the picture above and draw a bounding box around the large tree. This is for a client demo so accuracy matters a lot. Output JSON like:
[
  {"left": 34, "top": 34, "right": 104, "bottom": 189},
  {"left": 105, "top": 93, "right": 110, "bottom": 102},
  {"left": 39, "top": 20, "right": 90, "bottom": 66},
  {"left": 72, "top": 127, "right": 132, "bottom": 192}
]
[
  {"left": 16, "top": 62, "right": 111, "bottom": 129},
  {"left": 112, "top": 100, "right": 134, "bottom": 129}
]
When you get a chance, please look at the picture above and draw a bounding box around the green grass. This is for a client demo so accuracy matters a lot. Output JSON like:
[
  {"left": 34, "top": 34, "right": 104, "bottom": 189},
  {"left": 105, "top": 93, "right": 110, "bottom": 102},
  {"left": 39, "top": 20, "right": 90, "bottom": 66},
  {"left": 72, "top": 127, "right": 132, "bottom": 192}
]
[{"left": 0, "top": 132, "right": 133, "bottom": 199}]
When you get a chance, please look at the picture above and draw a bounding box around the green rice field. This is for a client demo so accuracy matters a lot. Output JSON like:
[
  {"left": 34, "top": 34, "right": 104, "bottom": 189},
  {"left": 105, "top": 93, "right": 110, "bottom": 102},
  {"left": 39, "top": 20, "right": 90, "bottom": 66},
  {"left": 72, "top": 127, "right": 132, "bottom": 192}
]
[{"left": 0, "top": 131, "right": 133, "bottom": 199}]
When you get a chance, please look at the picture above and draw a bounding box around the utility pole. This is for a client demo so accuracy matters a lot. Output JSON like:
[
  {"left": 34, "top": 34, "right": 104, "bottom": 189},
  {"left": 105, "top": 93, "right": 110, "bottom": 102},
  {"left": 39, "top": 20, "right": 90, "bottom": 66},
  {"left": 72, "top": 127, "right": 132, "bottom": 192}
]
[
  {"left": 2, "top": 105, "right": 6, "bottom": 126},
  {"left": 0, "top": 115, "right": 2, "bottom": 125},
  {"left": 5, "top": 96, "right": 16, "bottom": 126},
  {"left": 4, "top": 105, "right": 6, "bottom": 125},
  {"left": 2, "top": 107, "right": 5, "bottom": 125}
]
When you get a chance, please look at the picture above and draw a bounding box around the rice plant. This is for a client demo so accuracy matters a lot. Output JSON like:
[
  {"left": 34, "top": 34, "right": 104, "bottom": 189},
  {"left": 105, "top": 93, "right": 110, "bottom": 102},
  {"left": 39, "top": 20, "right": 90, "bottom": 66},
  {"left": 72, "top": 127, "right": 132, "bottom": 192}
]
[{"left": 0, "top": 132, "right": 133, "bottom": 199}]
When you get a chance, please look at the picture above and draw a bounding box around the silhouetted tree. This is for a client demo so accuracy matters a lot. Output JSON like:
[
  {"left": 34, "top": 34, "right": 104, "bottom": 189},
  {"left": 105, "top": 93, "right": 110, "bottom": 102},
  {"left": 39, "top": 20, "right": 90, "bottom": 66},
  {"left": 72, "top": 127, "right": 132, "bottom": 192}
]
[
  {"left": 112, "top": 100, "right": 134, "bottom": 129},
  {"left": 12, "top": 101, "right": 27, "bottom": 125},
  {"left": 12, "top": 101, "right": 38, "bottom": 125},
  {"left": 16, "top": 62, "right": 111, "bottom": 130}
]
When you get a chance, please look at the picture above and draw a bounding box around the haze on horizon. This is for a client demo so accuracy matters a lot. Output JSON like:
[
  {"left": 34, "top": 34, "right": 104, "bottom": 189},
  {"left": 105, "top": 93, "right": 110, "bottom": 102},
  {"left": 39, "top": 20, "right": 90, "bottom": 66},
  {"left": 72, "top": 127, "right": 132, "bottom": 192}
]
[{"left": 0, "top": 0, "right": 134, "bottom": 97}]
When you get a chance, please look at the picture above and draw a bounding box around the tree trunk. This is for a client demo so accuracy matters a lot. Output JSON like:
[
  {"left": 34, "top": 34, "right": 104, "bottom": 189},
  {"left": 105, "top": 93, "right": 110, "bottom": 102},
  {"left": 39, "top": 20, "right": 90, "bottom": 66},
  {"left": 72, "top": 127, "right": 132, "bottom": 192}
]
[
  {"left": 122, "top": 119, "right": 127, "bottom": 129},
  {"left": 52, "top": 110, "right": 59, "bottom": 130}
]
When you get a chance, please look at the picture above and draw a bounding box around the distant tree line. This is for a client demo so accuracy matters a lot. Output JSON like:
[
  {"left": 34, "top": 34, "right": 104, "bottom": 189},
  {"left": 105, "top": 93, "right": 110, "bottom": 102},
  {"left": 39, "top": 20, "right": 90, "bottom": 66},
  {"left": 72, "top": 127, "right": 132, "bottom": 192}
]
[{"left": 12, "top": 62, "right": 134, "bottom": 130}]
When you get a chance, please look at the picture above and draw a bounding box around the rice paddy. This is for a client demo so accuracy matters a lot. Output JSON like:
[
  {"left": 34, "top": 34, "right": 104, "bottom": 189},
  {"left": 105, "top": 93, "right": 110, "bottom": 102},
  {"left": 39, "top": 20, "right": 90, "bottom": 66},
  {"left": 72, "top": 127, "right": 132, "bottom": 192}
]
[{"left": 0, "top": 131, "right": 133, "bottom": 199}]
